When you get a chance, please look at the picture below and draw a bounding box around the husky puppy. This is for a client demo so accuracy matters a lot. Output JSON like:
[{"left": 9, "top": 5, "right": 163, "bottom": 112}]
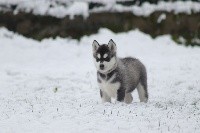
[{"left": 92, "top": 39, "right": 148, "bottom": 104}]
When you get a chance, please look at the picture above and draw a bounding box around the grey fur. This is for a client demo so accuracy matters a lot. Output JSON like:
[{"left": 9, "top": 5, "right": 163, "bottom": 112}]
[{"left": 93, "top": 39, "right": 148, "bottom": 104}]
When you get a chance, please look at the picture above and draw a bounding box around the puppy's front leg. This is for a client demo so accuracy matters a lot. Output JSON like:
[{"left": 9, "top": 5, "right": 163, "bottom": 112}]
[
  {"left": 100, "top": 90, "right": 111, "bottom": 103},
  {"left": 117, "top": 88, "right": 125, "bottom": 102}
]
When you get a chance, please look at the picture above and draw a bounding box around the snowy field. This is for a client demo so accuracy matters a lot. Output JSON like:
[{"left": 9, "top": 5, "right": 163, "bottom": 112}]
[{"left": 0, "top": 27, "right": 200, "bottom": 133}]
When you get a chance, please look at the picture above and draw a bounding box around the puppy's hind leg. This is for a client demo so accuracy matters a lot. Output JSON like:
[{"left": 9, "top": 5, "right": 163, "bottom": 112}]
[
  {"left": 137, "top": 67, "right": 148, "bottom": 103},
  {"left": 124, "top": 93, "right": 133, "bottom": 104},
  {"left": 137, "top": 83, "right": 148, "bottom": 103}
]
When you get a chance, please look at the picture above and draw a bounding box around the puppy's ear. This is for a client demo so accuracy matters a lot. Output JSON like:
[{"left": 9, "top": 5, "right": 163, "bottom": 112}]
[
  {"left": 108, "top": 39, "right": 116, "bottom": 52},
  {"left": 92, "top": 40, "right": 100, "bottom": 52}
]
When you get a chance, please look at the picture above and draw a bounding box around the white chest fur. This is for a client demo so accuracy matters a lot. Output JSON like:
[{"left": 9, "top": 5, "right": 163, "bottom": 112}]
[{"left": 98, "top": 74, "right": 120, "bottom": 98}]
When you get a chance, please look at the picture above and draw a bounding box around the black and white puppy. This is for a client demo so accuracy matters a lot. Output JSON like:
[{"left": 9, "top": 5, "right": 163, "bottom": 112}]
[{"left": 92, "top": 39, "right": 148, "bottom": 104}]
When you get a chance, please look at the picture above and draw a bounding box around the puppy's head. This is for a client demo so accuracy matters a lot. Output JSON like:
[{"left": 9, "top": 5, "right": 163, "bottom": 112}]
[{"left": 92, "top": 39, "right": 117, "bottom": 74}]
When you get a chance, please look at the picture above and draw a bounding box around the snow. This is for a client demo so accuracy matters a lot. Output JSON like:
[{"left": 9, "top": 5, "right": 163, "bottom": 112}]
[
  {"left": 157, "top": 13, "right": 166, "bottom": 23},
  {"left": 0, "top": 1, "right": 199, "bottom": 18},
  {"left": 0, "top": 27, "right": 200, "bottom": 132},
  {"left": 0, "top": 1, "right": 89, "bottom": 19},
  {"left": 48, "top": 1, "right": 89, "bottom": 19},
  {"left": 91, "top": 1, "right": 200, "bottom": 16}
]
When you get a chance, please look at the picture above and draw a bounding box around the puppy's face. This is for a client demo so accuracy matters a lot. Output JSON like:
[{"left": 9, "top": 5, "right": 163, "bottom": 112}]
[{"left": 92, "top": 39, "right": 117, "bottom": 73}]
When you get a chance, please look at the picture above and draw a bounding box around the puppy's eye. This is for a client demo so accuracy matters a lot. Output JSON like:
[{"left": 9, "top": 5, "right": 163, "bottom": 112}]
[{"left": 96, "top": 57, "right": 100, "bottom": 62}]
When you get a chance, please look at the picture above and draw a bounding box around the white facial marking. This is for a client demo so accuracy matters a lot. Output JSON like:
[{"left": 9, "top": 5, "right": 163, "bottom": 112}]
[
  {"left": 93, "top": 58, "right": 100, "bottom": 70},
  {"left": 97, "top": 54, "right": 101, "bottom": 59},
  {"left": 103, "top": 54, "right": 108, "bottom": 58}
]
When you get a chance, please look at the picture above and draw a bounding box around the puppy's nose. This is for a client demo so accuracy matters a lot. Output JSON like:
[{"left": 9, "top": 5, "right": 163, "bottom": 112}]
[{"left": 100, "top": 64, "right": 104, "bottom": 70}]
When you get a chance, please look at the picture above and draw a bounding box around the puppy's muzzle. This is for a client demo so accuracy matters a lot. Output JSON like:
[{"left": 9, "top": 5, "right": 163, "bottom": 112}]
[{"left": 100, "top": 64, "right": 104, "bottom": 70}]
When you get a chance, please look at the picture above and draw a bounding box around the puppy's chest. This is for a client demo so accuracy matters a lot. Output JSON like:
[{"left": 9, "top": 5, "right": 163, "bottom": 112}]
[{"left": 98, "top": 73, "right": 120, "bottom": 98}]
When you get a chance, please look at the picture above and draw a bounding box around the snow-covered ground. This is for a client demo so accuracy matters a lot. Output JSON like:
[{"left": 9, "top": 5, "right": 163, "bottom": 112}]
[
  {"left": 0, "top": 0, "right": 199, "bottom": 18},
  {"left": 0, "top": 27, "right": 200, "bottom": 133}
]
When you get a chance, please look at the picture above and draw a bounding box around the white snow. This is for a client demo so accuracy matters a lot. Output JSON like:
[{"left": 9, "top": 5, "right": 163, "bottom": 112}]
[
  {"left": 0, "top": 1, "right": 199, "bottom": 18},
  {"left": 90, "top": 1, "right": 200, "bottom": 16},
  {"left": 0, "top": 27, "right": 200, "bottom": 132},
  {"left": 0, "top": 0, "right": 89, "bottom": 19},
  {"left": 157, "top": 13, "right": 166, "bottom": 23}
]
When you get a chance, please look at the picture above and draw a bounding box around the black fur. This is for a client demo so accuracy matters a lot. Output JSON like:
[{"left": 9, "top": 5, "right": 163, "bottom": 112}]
[
  {"left": 93, "top": 44, "right": 115, "bottom": 63},
  {"left": 97, "top": 70, "right": 116, "bottom": 81},
  {"left": 117, "top": 87, "right": 125, "bottom": 101}
]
